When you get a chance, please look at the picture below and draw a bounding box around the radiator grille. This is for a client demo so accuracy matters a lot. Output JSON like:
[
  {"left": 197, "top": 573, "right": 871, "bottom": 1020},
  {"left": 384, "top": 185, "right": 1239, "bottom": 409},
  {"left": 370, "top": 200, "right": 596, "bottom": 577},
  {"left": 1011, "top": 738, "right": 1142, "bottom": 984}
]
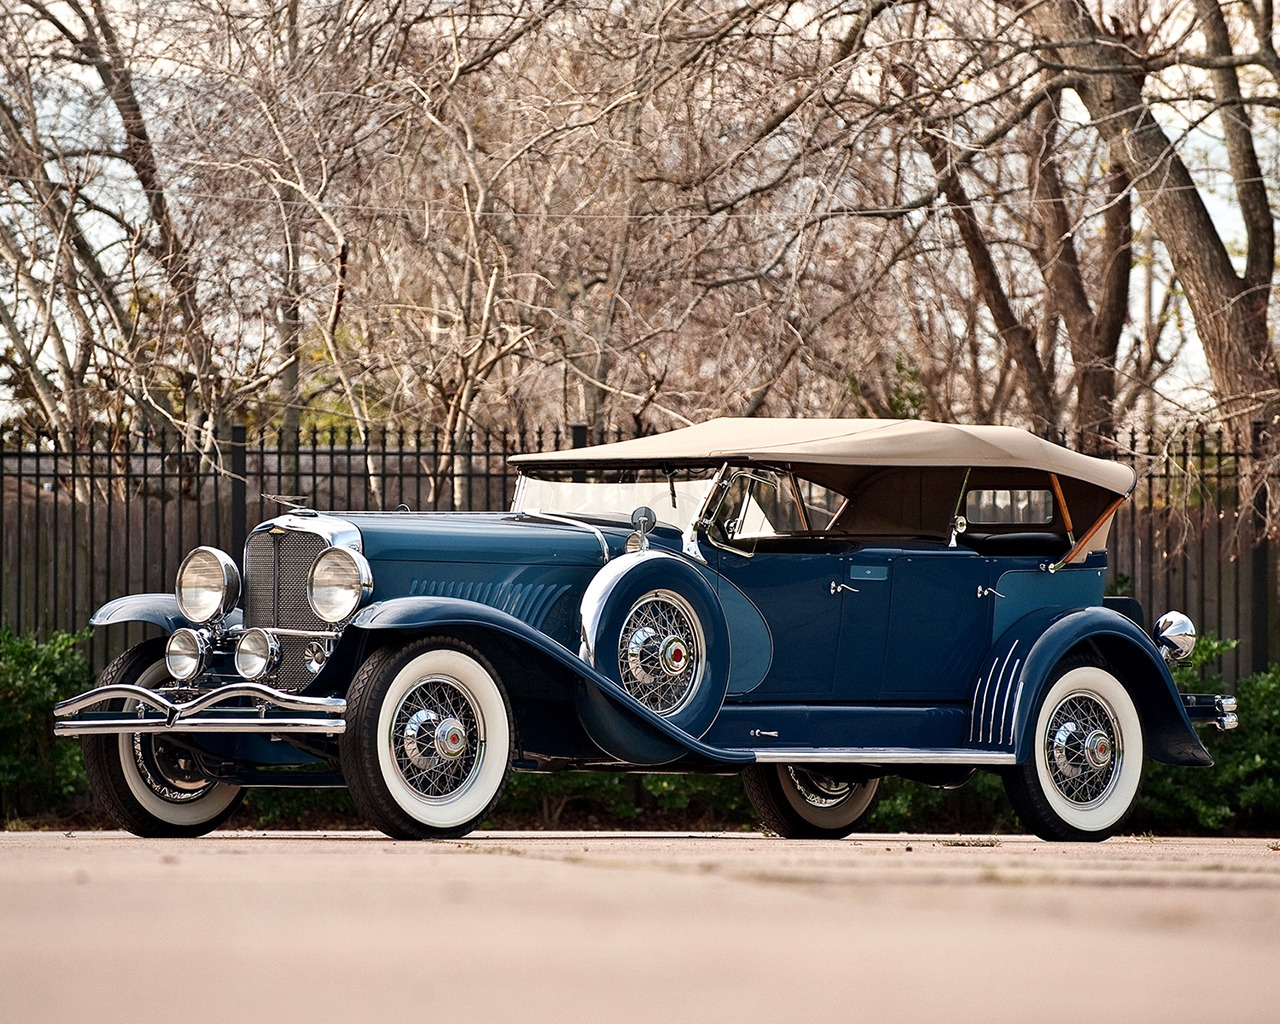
[{"left": 243, "top": 530, "right": 329, "bottom": 691}]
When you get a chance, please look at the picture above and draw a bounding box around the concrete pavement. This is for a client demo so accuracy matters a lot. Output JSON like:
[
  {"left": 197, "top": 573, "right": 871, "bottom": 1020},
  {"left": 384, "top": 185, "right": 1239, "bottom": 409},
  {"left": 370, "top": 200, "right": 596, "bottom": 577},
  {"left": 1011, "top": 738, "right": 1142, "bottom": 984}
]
[{"left": 2, "top": 830, "right": 1277, "bottom": 1022}]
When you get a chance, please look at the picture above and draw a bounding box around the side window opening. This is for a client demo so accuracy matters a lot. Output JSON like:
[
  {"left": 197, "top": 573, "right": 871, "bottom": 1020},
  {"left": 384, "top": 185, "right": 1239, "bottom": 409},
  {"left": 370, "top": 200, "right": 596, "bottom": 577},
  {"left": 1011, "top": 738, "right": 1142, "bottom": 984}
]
[
  {"left": 709, "top": 469, "right": 848, "bottom": 551},
  {"left": 964, "top": 488, "right": 1054, "bottom": 526}
]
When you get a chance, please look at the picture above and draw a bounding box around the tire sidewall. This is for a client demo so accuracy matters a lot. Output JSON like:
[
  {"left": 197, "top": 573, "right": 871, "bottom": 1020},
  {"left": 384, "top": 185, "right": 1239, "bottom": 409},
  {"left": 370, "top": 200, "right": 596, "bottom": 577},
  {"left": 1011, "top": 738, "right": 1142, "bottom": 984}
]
[
  {"left": 370, "top": 643, "right": 512, "bottom": 831},
  {"left": 1031, "top": 665, "right": 1143, "bottom": 835},
  {"left": 113, "top": 658, "right": 242, "bottom": 825},
  {"left": 591, "top": 558, "right": 729, "bottom": 738}
]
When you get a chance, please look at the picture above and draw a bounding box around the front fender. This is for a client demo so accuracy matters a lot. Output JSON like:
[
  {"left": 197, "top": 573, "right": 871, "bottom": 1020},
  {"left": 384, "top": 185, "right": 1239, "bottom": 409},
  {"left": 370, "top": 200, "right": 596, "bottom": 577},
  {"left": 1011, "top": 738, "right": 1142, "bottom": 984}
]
[
  {"left": 972, "top": 606, "right": 1211, "bottom": 767},
  {"left": 348, "top": 596, "right": 751, "bottom": 766},
  {"left": 89, "top": 594, "right": 243, "bottom": 633}
]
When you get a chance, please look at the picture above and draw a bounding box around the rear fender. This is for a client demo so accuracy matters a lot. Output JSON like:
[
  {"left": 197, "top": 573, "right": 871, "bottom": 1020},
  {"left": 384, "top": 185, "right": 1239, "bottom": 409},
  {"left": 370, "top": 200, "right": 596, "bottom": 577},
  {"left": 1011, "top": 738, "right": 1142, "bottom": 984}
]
[
  {"left": 348, "top": 596, "right": 749, "bottom": 766},
  {"left": 973, "top": 606, "right": 1211, "bottom": 767}
]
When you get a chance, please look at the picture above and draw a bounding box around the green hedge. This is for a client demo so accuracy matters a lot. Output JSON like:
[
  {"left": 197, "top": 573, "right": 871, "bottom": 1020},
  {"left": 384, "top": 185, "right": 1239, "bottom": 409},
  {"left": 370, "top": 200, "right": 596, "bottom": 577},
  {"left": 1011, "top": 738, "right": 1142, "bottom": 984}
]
[
  {"left": 0, "top": 628, "right": 92, "bottom": 822},
  {"left": 3, "top": 629, "right": 1277, "bottom": 834}
]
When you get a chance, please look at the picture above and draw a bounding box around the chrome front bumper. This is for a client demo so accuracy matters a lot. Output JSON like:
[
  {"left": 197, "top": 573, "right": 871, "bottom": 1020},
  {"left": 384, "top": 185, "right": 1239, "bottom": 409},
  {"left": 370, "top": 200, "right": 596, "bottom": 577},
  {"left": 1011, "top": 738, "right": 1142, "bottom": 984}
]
[
  {"left": 1181, "top": 693, "right": 1239, "bottom": 732},
  {"left": 53, "top": 682, "right": 347, "bottom": 736}
]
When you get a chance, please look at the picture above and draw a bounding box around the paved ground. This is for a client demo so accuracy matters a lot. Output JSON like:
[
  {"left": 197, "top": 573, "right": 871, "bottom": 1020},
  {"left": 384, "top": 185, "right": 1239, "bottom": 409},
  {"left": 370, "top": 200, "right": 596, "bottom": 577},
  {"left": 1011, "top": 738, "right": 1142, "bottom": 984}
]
[{"left": 2, "top": 830, "right": 1278, "bottom": 1023}]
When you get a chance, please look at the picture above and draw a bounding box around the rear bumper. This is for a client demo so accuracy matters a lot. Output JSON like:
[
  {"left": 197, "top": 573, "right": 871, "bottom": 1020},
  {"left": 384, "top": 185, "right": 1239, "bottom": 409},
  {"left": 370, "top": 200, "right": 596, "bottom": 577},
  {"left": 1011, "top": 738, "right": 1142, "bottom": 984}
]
[
  {"left": 53, "top": 682, "right": 347, "bottom": 736},
  {"left": 1181, "top": 693, "right": 1238, "bottom": 732}
]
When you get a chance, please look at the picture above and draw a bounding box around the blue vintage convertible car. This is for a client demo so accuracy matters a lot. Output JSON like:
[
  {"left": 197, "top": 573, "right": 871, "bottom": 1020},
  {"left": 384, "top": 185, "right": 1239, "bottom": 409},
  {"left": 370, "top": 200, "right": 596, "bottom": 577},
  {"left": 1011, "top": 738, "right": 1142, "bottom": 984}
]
[{"left": 55, "top": 418, "right": 1235, "bottom": 841}]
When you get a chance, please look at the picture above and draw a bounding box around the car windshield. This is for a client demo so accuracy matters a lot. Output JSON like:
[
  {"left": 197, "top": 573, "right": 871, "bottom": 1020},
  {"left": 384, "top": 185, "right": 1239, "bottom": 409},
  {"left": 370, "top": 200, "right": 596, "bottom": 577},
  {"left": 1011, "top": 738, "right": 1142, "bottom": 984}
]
[{"left": 512, "top": 469, "right": 716, "bottom": 529}]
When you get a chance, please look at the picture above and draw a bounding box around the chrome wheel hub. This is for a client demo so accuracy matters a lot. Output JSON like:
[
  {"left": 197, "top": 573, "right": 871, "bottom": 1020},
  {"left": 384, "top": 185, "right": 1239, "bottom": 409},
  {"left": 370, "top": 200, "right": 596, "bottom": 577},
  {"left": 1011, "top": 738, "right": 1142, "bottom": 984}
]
[
  {"left": 1083, "top": 728, "right": 1112, "bottom": 770},
  {"left": 1045, "top": 691, "right": 1122, "bottom": 807},
  {"left": 434, "top": 717, "right": 468, "bottom": 759},
  {"left": 659, "top": 636, "right": 688, "bottom": 675}
]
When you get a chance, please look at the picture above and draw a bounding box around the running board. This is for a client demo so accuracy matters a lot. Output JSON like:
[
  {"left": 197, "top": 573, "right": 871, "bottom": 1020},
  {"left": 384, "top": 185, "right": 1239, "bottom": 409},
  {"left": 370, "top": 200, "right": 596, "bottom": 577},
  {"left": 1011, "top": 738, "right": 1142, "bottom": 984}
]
[{"left": 737, "top": 748, "right": 1017, "bottom": 765}]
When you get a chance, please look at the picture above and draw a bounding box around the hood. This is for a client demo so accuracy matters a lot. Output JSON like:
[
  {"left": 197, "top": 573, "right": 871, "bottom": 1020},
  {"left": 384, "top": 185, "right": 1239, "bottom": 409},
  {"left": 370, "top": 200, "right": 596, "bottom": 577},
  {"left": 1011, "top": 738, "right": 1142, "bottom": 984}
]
[{"left": 335, "top": 511, "right": 625, "bottom": 566}]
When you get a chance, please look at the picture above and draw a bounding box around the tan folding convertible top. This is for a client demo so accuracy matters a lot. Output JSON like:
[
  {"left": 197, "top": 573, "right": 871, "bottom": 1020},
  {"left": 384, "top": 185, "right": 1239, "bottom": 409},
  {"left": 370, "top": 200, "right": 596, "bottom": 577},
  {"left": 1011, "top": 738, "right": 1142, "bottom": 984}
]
[{"left": 510, "top": 418, "right": 1137, "bottom": 496}]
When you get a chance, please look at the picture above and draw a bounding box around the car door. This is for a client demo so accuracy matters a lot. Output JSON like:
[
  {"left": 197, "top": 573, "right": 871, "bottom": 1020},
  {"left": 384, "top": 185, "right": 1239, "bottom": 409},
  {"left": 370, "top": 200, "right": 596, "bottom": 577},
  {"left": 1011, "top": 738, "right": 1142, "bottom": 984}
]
[
  {"left": 703, "top": 468, "right": 845, "bottom": 699},
  {"left": 877, "top": 547, "right": 994, "bottom": 701},
  {"left": 830, "top": 549, "right": 895, "bottom": 702}
]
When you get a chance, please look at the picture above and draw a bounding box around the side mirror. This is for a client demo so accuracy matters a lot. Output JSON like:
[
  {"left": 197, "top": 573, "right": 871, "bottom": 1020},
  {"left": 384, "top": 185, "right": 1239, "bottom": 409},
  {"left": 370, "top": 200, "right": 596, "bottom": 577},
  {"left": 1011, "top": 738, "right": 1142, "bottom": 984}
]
[
  {"left": 626, "top": 505, "right": 657, "bottom": 553},
  {"left": 631, "top": 506, "right": 656, "bottom": 535},
  {"left": 948, "top": 514, "right": 968, "bottom": 548}
]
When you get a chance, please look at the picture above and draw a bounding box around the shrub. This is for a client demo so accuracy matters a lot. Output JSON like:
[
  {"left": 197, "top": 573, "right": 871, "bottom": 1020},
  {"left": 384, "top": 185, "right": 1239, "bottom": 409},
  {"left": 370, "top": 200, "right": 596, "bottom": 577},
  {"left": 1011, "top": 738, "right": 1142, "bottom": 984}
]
[
  {"left": 0, "top": 628, "right": 91, "bottom": 821},
  {"left": 1132, "top": 634, "right": 1280, "bottom": 834}
]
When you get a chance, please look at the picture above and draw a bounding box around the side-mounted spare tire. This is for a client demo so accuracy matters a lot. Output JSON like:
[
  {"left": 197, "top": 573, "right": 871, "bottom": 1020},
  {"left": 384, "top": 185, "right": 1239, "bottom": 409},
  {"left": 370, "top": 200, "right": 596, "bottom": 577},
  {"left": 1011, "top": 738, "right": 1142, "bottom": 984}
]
[{"left": 577, "top": 551, "right": 730, "bottom": 764}]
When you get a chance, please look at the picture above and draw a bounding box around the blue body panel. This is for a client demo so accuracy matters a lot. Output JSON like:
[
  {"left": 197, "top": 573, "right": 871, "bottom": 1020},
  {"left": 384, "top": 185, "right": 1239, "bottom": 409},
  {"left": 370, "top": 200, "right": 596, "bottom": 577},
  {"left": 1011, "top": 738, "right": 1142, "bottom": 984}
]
[{"left": 705, "top": 704, "right": 969, "bottom": 751}]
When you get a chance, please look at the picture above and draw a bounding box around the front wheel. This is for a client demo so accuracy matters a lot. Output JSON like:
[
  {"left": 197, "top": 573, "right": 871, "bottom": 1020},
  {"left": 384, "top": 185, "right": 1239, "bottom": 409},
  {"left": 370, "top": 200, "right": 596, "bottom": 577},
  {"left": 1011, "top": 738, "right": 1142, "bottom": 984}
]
[
  {"left": 81, "top": 639, "right": 244, "bottom": 838},
  {"left": 340, "top": 636, "right": 514, "bottom": 840},
  {"left": 1003, "top": 661, "right": 1144, "bottom": 842},
  {"left": 742, "top": 764, "right": 880, "bottom": 839}
]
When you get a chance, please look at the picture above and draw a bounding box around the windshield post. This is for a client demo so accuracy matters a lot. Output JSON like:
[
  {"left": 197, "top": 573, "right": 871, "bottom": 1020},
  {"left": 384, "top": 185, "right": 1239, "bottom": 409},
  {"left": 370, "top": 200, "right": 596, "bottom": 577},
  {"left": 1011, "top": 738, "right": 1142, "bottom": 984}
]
[{"left": 681, "top": 464, "right": 730, "bottom": 563}]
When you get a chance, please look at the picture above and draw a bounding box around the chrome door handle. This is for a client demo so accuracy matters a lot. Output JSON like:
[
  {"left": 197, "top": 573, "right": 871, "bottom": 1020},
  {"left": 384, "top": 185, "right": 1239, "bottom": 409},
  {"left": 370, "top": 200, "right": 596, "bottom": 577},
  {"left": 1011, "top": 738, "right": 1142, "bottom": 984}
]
[{"left": 830, "top": 581, "right": 859, "bottom": 595}]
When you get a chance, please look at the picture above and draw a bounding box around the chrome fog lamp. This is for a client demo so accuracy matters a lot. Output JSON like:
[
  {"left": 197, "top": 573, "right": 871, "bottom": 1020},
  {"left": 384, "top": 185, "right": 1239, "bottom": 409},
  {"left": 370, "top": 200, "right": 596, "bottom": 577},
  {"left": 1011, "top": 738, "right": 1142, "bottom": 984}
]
[
  {"left": 1154, "top": 611, "right": 1197, "bottom": 665},
  {"left": 166, "top": 628, "right": 208, "bottom": 682},
  {"left": 307, "top": 547, "right": 373, "bottom": 623},
  {"left": 175, "top": 547, "right": 241, "bottom": 624},
  {"left": 235, "top": 628, "right": 280, "bottom": 680}
]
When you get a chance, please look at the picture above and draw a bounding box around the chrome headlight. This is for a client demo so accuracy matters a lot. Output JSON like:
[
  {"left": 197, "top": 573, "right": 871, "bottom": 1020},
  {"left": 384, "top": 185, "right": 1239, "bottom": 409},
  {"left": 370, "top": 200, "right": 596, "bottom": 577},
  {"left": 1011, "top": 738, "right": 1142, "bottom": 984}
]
[
  {"left": 235, "top": 627, "right": 280, "bottom": 681},
  {"left": 307, "top": 547, "right": 373, "bottom": 623},
  {"left": 166, "top": 628, "right": 208, "bottom": 682},
  {"left": 175, "top": 547, "right": 241, "bottom": 624}
]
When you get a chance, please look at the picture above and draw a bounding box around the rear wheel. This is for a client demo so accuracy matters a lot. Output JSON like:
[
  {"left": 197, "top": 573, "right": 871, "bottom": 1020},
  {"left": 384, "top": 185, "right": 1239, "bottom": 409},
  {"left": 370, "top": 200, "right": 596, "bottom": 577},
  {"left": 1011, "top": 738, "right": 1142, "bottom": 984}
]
[
  {"left": 81, "top": 639, "right": 244, "bottom": 838},
  {"left": 742, "top": 763, "right": 880, "bottom": 839},
  {"left": 1003, "top": 660, "right": 1143, "bottom": 842},
  {"left": 341, "top": 636, "right": 513, "bottom": 840}
]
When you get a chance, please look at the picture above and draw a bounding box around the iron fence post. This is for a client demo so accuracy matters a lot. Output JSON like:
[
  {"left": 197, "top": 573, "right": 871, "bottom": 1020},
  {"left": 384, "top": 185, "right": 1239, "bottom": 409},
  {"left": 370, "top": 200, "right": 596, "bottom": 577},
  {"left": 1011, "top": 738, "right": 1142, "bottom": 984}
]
[
  {"left": 1252, "top": 421, "right": 1273, "bottom": 675},
  {"left": 231, "top": 424, "right": 247, "bottom": 561}
]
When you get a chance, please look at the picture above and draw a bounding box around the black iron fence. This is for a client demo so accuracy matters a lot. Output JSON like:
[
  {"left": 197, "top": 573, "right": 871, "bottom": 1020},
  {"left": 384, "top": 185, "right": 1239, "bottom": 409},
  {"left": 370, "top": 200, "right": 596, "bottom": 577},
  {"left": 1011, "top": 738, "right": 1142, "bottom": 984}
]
[{"left": 0, "top": 424, "right": 1271, "bottom": 683}]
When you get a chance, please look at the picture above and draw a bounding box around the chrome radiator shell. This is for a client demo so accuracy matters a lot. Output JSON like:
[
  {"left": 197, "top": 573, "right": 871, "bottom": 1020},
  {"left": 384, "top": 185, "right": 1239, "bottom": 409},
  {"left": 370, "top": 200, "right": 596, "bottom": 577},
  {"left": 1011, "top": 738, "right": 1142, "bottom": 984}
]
[{"left": 242, "top": 515, "right": 360, "bottom": 691}]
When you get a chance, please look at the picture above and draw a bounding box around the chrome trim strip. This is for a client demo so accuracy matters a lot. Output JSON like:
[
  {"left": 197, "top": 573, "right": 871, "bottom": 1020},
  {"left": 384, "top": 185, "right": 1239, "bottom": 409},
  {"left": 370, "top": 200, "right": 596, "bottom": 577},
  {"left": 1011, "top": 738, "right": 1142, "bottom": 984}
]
[
  {"left": 54, "top": 717, "right": 346, "bottom": 736},
  {"left": 1008, "top": 675, "right": 1027, "bottom": 748},
  {"left": 257, "top": 627, "right": 344, "bottom": 639},
  {"left": 997, "top": 658, "right": 1022, "bottom": 746},
  {"left": 520, "top": 510, "right": 610, "bottom": 562},
  {"left": 987, "top": 643, "right": 1018, "bottom": 745},
  {"left": 970, "top": 657, "right": 999, "bottom": 744},
  {"left": 743, "top": 748, "right": 1017, "bottom": 765}
]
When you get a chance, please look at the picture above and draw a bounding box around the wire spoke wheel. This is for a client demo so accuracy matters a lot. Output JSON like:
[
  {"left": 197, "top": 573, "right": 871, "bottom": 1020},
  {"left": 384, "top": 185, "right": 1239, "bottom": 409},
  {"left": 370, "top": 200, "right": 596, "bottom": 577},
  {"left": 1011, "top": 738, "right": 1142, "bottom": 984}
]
[
  {"left": 389, "top": 675, "right": 483, "bottom": 803},
  {"left": 1043, "top": 692, "right": 1122, "bottom": 808},
  {"left": 1003, "top": 661, "right": 1143, "bottom": 842},
  {"left": 617, "top": 589, "right": 705, "bottom": 715}
]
